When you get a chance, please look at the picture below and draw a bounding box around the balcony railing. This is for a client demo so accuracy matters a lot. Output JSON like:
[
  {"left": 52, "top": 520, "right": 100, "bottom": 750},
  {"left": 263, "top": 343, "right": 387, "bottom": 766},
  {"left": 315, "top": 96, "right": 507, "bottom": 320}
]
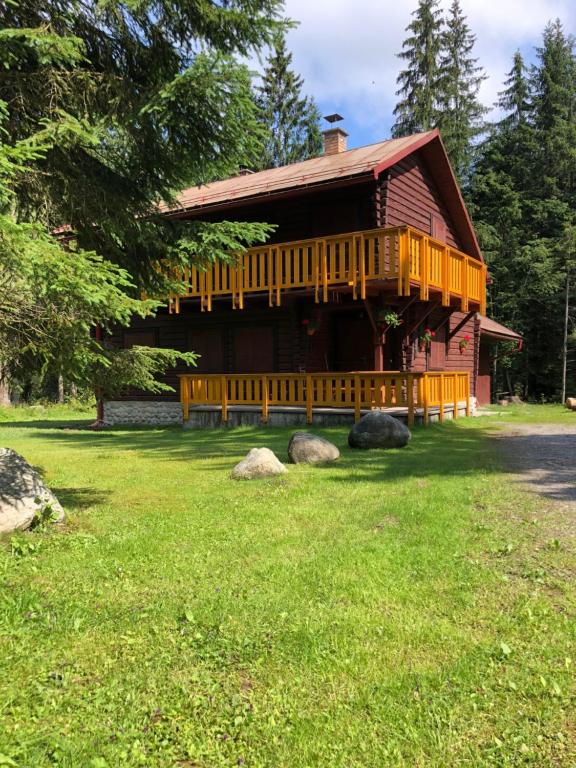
[
  {"left": 179, "top": 371, "right": 471, "bottom": 426},
  {"left": 169, "top": 225, "right": 486, "bottom": 314}
]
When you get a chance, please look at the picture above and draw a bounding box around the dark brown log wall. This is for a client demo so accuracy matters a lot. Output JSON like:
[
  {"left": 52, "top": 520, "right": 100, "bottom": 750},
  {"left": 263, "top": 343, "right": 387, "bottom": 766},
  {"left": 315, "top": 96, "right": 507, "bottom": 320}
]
[{"left": 382, "top": 151, "right": 464, "bottom": 250}]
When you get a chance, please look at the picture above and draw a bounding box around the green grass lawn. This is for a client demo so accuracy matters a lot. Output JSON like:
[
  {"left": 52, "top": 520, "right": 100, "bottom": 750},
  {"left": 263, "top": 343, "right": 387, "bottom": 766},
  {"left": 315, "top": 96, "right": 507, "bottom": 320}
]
[{"left": 0, "top": 406, "right": 574, "bottom": 767}]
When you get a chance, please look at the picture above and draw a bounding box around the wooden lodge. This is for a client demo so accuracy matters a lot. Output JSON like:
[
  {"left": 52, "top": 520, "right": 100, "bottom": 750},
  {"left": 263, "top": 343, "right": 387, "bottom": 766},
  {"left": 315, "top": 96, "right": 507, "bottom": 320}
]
[{"left": 105, "top": 127, "right": 498, "bottom": 428}]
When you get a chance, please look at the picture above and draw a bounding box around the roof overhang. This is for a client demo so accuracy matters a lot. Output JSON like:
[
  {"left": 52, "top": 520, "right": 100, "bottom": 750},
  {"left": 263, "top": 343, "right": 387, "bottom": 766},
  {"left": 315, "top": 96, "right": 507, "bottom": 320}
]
[{"left": 479, "top": 314, "right": 522, "bottom": 342}]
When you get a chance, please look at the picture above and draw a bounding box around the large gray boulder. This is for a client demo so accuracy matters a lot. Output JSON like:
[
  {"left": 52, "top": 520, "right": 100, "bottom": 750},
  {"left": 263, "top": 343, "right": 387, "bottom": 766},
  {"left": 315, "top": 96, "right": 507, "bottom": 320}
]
[
  {"left": 0, "top": 448, "right": 64, "bottom": 533},
  {"left": 288, "top": 431, "right": 340, "bottom": 464},
  {"left": 231, "top": 447, "right": 287, "bottom": 480},
  {"left": 348, "top": 411, "right": 411, "bottom": 449}
]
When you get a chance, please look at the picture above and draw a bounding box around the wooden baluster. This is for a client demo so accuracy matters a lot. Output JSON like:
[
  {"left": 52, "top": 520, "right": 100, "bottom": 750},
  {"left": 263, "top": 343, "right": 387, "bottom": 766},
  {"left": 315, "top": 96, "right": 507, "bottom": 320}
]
[
  {"left": 407, "top": 373, "right": 415, "bottom": 427},
  {"left": 465, "top": 373, "right": 471, "bottom": 417},
  {"left": 423, "top": 375, "right": 429, "bottom": 426},
  {"left": 221, "top": 375, "right": 228, "bottom": 423},
  {"left": 354, "top": 374, "right": 361, "bottom": 421},
  {"left": 262, "top": 375, "right": 268, "bottom": 424},
  {"left": 452, "top": 374, "right": 458, "bottom": 419},
  {"left": 314, "top": 242, "right": 320, "bottom": 303}
]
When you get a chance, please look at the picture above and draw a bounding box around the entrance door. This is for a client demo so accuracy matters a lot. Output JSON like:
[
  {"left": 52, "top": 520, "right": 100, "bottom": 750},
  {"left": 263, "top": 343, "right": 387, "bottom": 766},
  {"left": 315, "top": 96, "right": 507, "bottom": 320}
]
[
  {"left": 333, "top": 312, "right": 374, "bottom": 371},
  {"left": 234, "top": 326, "right": 274, "bottom": 372}
]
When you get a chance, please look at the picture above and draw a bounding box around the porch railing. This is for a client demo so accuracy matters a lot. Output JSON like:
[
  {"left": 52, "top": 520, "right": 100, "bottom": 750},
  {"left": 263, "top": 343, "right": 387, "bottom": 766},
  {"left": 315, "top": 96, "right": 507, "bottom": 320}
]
[
  {"left": 169, "top": 225, "right": 486, "bottom": 315},
  {"left": 178, "top": 371, "right": 470, "bottom": 426}
]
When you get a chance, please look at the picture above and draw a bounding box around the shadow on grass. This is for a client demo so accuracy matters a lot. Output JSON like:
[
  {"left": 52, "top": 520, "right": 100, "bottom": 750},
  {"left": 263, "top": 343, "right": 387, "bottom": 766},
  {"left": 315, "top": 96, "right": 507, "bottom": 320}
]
[
  {"left": 0, "top": 417, "right": 509, "bottom": 485},
  {"left": 55, "top": 486, "right": 112, "bottom": 511}
]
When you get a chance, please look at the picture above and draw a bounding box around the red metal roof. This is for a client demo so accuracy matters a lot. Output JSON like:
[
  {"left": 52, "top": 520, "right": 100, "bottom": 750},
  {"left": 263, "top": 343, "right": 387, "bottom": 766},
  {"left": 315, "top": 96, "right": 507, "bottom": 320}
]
[
  {"left": 479, "top": 315, "right": 522, "bottom": 341},
  {"left": 162, "top": 132, "right": 437, "bottom": 213}
]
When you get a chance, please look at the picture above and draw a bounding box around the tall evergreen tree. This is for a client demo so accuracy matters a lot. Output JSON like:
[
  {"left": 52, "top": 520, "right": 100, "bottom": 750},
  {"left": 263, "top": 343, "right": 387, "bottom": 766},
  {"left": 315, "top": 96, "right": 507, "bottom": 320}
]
[
  {"left": 0, "top": 2, "right": 282, "bottom": 397},
  {"left": 469, "top": 23, "right": 576, "bottom": 399},
  {"left": 256, "top": 34, "right": 322, "bottom": 169},
  {"left": 437, "top": 0, "right": 487, "bottom": 181},
  {"left": 392, "top": 0, "right": 444, "bottom": 137}
]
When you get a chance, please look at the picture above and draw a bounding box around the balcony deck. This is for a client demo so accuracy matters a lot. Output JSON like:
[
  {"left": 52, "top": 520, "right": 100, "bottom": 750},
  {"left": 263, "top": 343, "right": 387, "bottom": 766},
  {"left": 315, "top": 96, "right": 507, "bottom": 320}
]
[
  {"left": 169, "top": 225, "right": 486, "bottom": 314},
  {"left": 179, "top": 371, "right": 471, "bottom": 427}
]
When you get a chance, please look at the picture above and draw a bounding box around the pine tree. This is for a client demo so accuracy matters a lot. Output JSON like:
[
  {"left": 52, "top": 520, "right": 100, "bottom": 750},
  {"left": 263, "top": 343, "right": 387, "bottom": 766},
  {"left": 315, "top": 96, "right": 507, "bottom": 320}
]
[
  {"left": 392, "top": 0, "right": 444, "bottom": 137},
  {"left": 498, "top": 51, "right": 531, "bottom": 126},
  {"left": 437, "top": 0, "right": 487, "bottom": 181},
  {"left": 256, "top": 35, "right": 322, "bottom": 169},
  {"left": 469, "top": 24, "right": 576, "bottom": 399}
]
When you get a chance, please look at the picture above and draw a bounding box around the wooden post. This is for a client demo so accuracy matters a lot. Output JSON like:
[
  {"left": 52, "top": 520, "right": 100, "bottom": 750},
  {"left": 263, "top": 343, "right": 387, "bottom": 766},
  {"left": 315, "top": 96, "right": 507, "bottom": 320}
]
[
  {"left": 359, "top": 235, "right": 366, "bottom": 300},
  {"left": 407, "top": 373, "right": 415, "bottom": 427},
  {"left": 322, "top": 241, "right": 328, "bottom": 303},
  {"left": 420, "top": 236, "right": 429, "bottom": 300},
  {"left": 306, "top": 374, "right": 313, "bottom": 424},
  {"left": 268, "top": 247, "right": 274, "bottom": 307},
  {"left": 465, "top": 373, "right": 471, "bottom": 417},
  {"left": 262, "top": 375, "right": 269, "bottom": 424},
  {"left": 461, "top": 257, "right": 469, "bottom": 312},
  {"left": 397, "top": 231, "right": 405, "bottom": 296},
  {"left": 439, "top": 374, "right": 445, "bottom": 423},
  {"left": 181, "top": 377, "right": 190, "bottom": 421},
  {"left": 423, "top": 375, "right": 429, "bottom": 426},
  {"left": 354, "top": 374, "right": 361, "bottom": 422},
  {"left": 314, "top": 242, "right": 320, "bottom": 303},
  {"left": 452, "top": 373, "right": 458, "bottom": 419},
  {"left": 442, "top": 246, "right": 450, "bottom": 306},
  {"left": 221, "top": 375, "right": 228, "bottom": 423}
]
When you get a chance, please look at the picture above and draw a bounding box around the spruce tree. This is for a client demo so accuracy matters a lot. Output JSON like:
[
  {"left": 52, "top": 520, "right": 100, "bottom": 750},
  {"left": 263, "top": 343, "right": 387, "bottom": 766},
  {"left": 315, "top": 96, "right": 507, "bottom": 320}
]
[
  {"left": 437, "top": 0, "right": 487, "bottom": 181},
  {"left": 256, "top": 34, "right": 322, "bottom": 169},
  {"left": 392, "top": 0, "right": 444, "bottom": 137}
]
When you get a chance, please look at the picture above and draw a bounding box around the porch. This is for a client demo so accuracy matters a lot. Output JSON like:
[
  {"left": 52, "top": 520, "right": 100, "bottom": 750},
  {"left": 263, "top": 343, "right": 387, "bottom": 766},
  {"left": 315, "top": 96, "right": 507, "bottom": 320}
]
[
  {"left": 179, "top": 371, "right": 471, "bottom": 427},
  {"left": 168, "top": 225, "right": 486, "bottom": 315}
]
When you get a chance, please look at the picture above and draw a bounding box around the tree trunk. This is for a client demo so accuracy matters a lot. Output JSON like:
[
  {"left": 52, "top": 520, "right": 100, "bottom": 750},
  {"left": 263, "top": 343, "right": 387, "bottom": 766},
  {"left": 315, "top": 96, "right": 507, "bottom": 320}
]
[
  {"left": 561, "top": 274, "right": 570, "bottom": 404},
  {"left": 0, "top": 365, "right": 10, "bottom": 406},
  {"left": 57, "top": 373, "right": 65, "bottom": 404},
  {"left": 70, "top": 382, "right": 78, "bottom": 399}
]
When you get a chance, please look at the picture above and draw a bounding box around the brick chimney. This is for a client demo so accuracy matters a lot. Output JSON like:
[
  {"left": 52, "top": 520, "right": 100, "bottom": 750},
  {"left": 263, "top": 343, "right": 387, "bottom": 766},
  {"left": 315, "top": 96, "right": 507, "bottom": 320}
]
[{"left": 323, "top": 127, "right": 348, "bottom": 155}]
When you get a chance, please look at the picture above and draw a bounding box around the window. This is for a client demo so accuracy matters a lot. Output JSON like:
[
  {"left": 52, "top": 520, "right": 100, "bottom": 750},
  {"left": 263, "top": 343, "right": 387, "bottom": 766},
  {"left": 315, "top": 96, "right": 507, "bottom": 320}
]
[{"left": 123, "top": 330, "right": 157, "bottom": 348}]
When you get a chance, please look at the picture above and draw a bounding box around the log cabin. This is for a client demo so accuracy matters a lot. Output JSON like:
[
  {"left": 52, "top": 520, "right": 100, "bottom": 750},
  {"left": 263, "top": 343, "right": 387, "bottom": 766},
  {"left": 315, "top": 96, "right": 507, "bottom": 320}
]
[{"left": 105, "top": 126, "right": 508, "bottom": 428}]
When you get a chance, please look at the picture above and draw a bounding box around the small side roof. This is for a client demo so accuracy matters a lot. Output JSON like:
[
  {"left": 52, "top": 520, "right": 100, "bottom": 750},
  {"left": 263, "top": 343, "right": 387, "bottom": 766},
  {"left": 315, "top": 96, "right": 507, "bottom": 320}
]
[
  {"left": 162, "top": 129, "right": 483, "bottom": 262},
  {"left": 479, "top": 315, "right": 522, "bottom": 341}
]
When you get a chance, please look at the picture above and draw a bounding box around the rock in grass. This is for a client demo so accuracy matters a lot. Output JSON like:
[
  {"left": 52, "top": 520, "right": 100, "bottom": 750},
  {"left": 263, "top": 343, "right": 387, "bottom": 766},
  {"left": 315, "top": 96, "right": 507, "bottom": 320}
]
[
  {"left": 288, "top": 431, "right": 340, "bottom": 464},
  {"left": 0, "top": 448, "right": 64, "bottom": 533},
  {"left": 348, "top": 411, "right": 411, "bottom": 450},
  {"left": 231, "top": 447, "right": 287, "bottom": 480}
]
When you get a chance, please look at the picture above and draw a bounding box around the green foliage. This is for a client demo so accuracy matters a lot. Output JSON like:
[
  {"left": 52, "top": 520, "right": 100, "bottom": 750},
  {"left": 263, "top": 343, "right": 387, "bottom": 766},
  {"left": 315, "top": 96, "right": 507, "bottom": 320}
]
[
  {"left": 255, "top": 33, "right": 323, "bottom": 169},
  {"left": 392, "top": 0, "right": 486, "bottom": 182},
  {"left": 436, "top": 0, "right": 487, "bottom": 182},
  {"left": 392, "top": 0, "right": 444, "bottom": 138},
  {"left": 92, "top": 345, "right": 198, "bottom": 398},
  {"left": 0, "top": 2, "right": 284, "bottom": 397},
  {"left": 469, "top": 21, "right": 576, "bottom": 399}
]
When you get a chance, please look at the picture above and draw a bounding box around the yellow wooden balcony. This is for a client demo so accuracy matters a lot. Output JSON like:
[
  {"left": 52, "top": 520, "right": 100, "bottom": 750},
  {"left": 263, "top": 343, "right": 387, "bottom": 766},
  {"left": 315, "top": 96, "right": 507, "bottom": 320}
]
[
  {"left": 169, "top": 225, "right": 486, "bottom": 314},
  {"left": 179, "top": 370, "right": 471, "bottom": 426}
]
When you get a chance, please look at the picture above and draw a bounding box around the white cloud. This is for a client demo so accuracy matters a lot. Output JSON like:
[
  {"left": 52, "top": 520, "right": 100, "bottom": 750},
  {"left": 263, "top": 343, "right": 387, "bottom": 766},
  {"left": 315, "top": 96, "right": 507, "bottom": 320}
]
[{"left": 278, "top": 0, "right": 576, "bottom": 145}]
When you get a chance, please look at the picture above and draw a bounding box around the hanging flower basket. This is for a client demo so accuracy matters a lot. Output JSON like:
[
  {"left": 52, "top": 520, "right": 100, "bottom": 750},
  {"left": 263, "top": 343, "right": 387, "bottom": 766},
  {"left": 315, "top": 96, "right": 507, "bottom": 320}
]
[
  {"left": 459, "top": 334, "right": 471, "bottom": 354},
  {"left": 418, "top": 327, "right": 435, "bottom": 350},
  {"left": 377, "top": 309, "right": 403, "bottom": 329}
]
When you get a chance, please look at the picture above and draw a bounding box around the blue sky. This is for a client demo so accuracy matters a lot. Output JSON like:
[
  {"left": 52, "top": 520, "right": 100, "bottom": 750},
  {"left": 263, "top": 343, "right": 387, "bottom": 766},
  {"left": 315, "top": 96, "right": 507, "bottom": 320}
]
[{"left": 258, "top": 0, "right": 576, "bottom": 148}]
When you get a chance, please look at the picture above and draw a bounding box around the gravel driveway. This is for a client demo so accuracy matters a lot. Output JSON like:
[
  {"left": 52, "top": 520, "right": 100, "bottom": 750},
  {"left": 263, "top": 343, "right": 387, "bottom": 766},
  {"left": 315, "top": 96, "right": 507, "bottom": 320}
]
[{"left": 497, "top": 422, "right": 576, "bottom": 507}]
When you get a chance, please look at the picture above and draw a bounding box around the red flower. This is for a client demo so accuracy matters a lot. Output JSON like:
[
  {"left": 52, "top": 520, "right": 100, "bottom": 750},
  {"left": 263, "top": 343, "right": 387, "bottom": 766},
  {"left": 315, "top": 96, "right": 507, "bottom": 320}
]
[
  {"left": 463, "top": 334, "right": 471, "bottom": 342},
  {"left": 301, "top": 318, "right": 310, "bottom": 325},
  {"left": 431, "top": 331, "right": 436, "bottom": 337}
]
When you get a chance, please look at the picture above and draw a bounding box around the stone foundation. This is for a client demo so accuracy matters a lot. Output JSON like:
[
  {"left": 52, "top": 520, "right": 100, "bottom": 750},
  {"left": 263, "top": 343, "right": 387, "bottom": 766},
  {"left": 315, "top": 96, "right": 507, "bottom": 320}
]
[{"left": 103, "top": 400, "right": 183, "bottom": 426}]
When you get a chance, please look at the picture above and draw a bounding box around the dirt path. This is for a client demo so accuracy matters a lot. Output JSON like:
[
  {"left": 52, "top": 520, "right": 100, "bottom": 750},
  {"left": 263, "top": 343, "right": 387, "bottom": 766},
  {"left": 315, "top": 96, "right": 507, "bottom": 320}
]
[{"left": 497, "top": 422, "right": 576, "bottom": 507}]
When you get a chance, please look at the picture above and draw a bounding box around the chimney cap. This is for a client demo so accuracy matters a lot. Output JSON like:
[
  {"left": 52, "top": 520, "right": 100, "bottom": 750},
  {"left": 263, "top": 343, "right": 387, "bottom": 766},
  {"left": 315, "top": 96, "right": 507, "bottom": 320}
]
[{"left": 324, "top": 113, "right": 344, "bottom": 124}]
